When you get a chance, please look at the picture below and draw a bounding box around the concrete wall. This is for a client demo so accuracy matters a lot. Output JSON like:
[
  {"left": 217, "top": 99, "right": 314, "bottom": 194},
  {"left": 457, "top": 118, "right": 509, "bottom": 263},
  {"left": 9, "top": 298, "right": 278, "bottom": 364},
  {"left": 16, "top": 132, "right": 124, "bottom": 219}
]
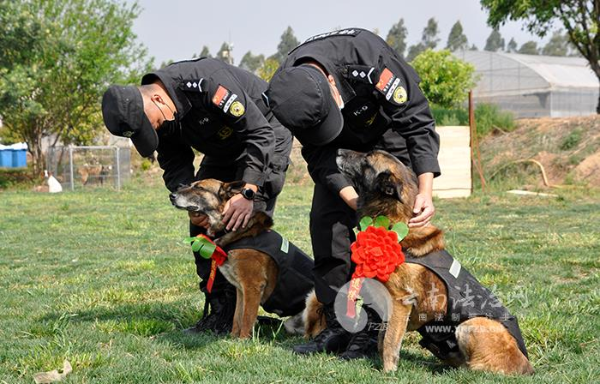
[{"left": 433, "top": 126, "right": 471, "bottom": 198}]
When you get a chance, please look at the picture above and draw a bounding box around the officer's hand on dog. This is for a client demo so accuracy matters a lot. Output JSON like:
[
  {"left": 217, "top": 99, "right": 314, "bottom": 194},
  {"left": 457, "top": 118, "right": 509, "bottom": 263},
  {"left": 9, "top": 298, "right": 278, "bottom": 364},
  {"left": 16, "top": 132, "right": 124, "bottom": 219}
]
[
  {"left": 409, "top": 172, "right": 435, "bottom": 228},
  {"left": 188, "top": 212, "right": 210, "bottom": 228},
  {"left": 409, "top": 193, "right": 435, "bottom": 228},
  {"left": 222, "top": 194, "right": 253, "bottom": 231}
]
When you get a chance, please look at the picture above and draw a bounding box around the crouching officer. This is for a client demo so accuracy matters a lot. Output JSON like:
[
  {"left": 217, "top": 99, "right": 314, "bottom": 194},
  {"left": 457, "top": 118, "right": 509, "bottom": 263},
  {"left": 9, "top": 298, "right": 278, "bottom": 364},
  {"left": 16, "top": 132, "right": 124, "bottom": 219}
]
[
  {"left": 266, "top": 28, "right": 440, "bottom": 359},
  {"left": 102, "top": 57, "right": 293, "bottom": 335}
]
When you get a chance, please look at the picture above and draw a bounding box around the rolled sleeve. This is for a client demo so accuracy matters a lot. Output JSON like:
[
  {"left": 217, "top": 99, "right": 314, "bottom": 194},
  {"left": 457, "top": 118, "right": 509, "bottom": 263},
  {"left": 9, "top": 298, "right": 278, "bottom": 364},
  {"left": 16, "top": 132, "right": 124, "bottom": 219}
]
[{"left": 302, "top": 144, "right": 353, "bottom": 194}]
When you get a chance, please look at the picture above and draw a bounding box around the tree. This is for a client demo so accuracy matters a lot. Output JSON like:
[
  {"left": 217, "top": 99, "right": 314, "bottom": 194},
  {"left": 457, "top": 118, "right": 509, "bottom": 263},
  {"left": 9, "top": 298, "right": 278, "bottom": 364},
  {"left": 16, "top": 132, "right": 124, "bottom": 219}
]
[
  {"left": 407, "top": 18, "right": 440, "bottom": 62},
  {"left": 411, "top": 49, "right": 477, "bottom": 108},
  {"left": 386, "top": 19, "right": 408, "bottom": 58},
  {"left": 481, "top": 0, "right": 600, "bottom": 113},
  {"left": 518, "top": 41, "right": 540, "bottom": 55},
  {"left": 239, "top": 51, "right": 265, "bottom": 74},
  {"left": 422, "top": 18, "right": 441, "bottom": 49},
  {"left": 257, "top": 58, "right": 280, "bottom": 82},
  {"left": 542, "top": 30, "right": 569, "bottom": 56},
  {"left": 446, "top": 21, "right": 469, "bottom": 51},
  {"left": 506, "top": 38, "right": 518, "bottom": 53},
  {"left": 406, "top": 44, "right": 425, "bottom": 62},
  {"left": 0, "top": 0, "right": 151, "bottom": 174},
  {"left": 484, "top": 28, "right": 505, "bottom": 51},
  {"left": 199, "top": 45, "right": 212, "bottom": 58},
  {"left": 270, "top": 26, "right": 299, "bottom": 64},
  {"left": 216, "top": 42, "right": 234, "bottom": 65}
]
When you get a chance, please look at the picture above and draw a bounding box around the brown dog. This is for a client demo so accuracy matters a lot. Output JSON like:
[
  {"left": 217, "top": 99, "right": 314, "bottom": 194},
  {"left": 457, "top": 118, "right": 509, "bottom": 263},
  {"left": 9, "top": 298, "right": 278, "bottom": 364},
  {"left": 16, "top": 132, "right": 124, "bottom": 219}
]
[
  {"left": 302, "top": 149, "right": 533, "bottom": 374},
  {"left": 170, "top": 179, "right": 313, "bottom": 338}
]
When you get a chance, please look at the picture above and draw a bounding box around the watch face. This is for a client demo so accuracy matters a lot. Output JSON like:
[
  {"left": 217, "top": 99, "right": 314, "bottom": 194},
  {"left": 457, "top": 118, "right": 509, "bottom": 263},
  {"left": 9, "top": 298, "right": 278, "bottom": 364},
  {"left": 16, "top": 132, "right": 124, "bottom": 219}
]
[{"left": 242, "top": 188, "right": 255, "bottom": 200}]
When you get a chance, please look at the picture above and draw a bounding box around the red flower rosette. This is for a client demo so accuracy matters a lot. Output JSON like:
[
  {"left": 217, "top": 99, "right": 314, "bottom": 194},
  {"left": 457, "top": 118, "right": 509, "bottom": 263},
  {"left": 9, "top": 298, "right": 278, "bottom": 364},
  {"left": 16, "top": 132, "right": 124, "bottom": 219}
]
[{"left": 350, "top": 226, "right": 405, "bottom": 283}]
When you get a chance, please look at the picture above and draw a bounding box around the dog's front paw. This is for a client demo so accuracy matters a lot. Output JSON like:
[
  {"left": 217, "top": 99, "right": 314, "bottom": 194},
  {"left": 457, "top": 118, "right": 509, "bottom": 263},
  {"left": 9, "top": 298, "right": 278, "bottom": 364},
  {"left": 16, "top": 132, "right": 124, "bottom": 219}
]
[{"left": 382, "top": 356, "right": 399, "bottom": 373}]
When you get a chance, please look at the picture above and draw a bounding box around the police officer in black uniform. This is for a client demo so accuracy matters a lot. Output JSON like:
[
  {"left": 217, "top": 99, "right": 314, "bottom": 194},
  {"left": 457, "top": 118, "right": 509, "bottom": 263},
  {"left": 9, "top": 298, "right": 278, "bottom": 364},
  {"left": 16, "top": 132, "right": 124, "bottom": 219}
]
[
  {"left": 102, "top": 57, "right": 293, "bottom": 334},
  {"left": 266, "top": 28, "right": 440, "bottom": 359}
]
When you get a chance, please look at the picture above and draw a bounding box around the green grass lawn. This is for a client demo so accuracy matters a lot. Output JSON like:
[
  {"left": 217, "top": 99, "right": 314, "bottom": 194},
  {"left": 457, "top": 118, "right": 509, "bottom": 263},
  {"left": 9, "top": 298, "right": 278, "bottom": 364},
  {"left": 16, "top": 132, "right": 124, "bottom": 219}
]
[{"left": 1, "top": 179, "right": 599, "bottom": 383}]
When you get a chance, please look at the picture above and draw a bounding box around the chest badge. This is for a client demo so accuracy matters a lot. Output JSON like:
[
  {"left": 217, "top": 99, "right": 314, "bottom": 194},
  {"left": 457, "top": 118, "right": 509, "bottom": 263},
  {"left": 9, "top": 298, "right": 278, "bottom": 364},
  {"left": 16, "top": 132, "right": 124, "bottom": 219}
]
[{"left": 217, "top": 126, "right": 233, "bottom": 140}]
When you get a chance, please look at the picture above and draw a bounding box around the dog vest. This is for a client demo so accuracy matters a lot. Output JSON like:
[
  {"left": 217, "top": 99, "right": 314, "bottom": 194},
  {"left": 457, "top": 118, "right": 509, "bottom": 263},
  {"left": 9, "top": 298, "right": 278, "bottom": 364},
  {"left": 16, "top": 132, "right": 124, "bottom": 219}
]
[
  {"left": 405, "top": 250, "right": 529, "bottom": 361},
  {"left": 223, "top": 230, "right": 315, "bottom": 317}
]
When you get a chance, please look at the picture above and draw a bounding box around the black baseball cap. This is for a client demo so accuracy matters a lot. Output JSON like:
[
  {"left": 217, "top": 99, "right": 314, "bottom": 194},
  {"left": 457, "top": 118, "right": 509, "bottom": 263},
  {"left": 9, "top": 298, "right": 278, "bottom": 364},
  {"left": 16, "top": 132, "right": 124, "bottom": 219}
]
[
  {"left": 101, "top": 85, "right": 158, "bottom": 157},
  {"left": 267, "top": 65, "right": 343, "bottom": 146}
]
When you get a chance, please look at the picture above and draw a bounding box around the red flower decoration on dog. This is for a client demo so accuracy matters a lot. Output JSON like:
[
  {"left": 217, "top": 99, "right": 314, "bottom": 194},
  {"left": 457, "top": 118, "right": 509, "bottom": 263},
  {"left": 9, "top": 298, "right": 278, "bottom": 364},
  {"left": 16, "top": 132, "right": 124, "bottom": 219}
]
[{"left": 351, "top": 226, "right": 405, "bottom": 283}]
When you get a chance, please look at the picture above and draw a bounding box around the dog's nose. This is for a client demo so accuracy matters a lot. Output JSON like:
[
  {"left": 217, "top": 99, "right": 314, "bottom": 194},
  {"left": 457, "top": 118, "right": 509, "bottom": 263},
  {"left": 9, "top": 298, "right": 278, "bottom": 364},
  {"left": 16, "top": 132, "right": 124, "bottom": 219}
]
[{"left": 169, "top": 193, "right": 177, "bottom": 202}]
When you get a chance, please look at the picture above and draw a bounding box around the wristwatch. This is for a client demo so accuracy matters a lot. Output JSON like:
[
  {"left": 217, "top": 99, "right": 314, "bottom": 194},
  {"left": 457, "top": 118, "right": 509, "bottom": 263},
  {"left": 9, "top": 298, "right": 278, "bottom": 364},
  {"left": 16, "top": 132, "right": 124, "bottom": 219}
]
[{"left": 240, "top": 187, "right": 255, "bottom": 201}]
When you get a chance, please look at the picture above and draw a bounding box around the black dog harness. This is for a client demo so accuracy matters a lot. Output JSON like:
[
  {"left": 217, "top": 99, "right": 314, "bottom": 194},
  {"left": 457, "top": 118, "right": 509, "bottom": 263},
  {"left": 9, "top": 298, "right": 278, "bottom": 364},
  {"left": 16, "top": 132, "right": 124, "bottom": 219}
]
[
  {"left": 223, "top": 230, "right": 314, "bottom": 317},
  {"left": 405, "top": 250, "right": 529, "bottom": 360}
]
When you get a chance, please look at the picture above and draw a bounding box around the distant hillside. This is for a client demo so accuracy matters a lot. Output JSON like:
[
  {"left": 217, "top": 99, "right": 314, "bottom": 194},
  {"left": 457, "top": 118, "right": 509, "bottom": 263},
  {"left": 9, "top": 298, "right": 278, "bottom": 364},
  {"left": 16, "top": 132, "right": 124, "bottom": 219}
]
[{"left": 480, "top": 115, "right": 600, "bottom": 188}]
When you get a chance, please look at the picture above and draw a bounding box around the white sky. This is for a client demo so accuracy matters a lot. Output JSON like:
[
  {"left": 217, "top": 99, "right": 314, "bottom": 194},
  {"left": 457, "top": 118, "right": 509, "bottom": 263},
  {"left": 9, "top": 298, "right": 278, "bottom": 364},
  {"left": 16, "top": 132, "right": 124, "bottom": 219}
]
[{"left": 129, "top": 0, "right": 552, "bottom": 66}]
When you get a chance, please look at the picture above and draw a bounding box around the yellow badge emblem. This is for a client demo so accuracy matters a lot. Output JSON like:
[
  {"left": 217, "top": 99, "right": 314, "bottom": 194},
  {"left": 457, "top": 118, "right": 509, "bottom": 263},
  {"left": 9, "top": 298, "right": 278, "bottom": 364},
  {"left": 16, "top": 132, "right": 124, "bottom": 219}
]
[
  {"left": 217, "top": 126, "right": 233, "bottom": 140},
  {"left": 393, "top": 86, "right": 407, "bottom": 104},
  {"left": 230, "top": 101, "right": 245, "bottom": 117}
]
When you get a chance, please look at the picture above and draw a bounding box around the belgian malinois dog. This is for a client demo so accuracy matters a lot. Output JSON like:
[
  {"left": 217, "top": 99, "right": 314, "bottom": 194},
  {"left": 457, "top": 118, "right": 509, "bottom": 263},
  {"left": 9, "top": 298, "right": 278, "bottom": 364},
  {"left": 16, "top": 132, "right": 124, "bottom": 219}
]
[
  {"left": 170, "top": 179, "right": 313, "bottom": 339},
  {"left": 305, "top": 149, "right": 533, "bottom": 374}
]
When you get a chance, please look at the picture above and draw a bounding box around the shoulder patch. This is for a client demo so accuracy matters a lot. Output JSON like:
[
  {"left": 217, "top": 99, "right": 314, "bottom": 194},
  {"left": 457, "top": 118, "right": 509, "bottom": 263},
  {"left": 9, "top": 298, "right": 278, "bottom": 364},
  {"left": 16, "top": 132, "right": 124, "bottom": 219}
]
[
  {"left": 180, "top": 78, "right": 205, "bottom": 92},
  {"left": 229, "top": 101, "right": 245, "bottom": 117},
  {"left": 212, "top": 85, "right": 244, "bottom": 117},
  {"left": 375, "top": 67, "right": 407, "bottom": 105}
]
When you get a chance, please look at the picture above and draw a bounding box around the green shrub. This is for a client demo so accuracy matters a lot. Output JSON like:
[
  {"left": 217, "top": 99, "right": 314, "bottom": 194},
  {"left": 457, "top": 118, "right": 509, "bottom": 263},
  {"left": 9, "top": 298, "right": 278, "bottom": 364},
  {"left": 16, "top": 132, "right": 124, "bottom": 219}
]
[
  {"left": 431, "top": 103, "right": 515, "bottom": 138},
  {"left": 140, "top": 158, "right": 152, "bottom": 171},
  {"left": 431, "top": 105, "right": 469, "bottom": 126},
  {"left": 412, "top": 49, "right": 477, "bottom": 108},
  {"left": 474, "top": 103, "right": 515, "bottom": 137},
  {"left": 559, "top": 128, "right": 583, "bottom": 151}
]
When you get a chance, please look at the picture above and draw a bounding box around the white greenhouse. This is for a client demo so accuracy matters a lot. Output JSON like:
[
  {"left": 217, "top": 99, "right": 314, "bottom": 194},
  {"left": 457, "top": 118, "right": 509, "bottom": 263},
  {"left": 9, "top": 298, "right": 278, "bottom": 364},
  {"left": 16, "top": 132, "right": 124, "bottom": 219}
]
[{"left": 454, "top": 50, "right": 599, "bottom": 118}]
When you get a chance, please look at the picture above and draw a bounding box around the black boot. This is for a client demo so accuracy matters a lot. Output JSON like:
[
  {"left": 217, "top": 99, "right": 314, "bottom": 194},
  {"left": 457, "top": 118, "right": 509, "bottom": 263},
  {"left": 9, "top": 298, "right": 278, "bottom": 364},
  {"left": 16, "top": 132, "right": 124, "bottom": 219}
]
[
  {"left": 293, "top": 304, "right": 352, "bottom": 355},
  {"left": 184, "top": 288, "right": 236, "bottom": 335},
  {"left": 339, "top": 306, "right": 381, "bottom": 360}
]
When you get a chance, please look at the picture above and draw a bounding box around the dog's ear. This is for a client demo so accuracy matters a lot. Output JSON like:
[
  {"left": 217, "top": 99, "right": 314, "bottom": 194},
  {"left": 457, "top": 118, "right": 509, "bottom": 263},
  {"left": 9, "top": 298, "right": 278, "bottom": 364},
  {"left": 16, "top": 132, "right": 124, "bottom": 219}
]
[
  {"left": 220, "top": 180, "right": 246, "bottom": 199},
  {"left": 375, "top": 171, "right": 403, "bottom": 202}
]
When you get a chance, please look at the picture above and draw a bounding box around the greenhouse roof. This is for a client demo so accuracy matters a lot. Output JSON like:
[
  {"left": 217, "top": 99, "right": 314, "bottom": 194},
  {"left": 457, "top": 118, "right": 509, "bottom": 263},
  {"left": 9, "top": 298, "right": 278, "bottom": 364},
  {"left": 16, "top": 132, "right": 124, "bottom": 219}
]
[
  {"left": 506, "top": 53, "right": 598, "bottom": 89},
  {"left": 454, "top": 50, "right": 599, "bottom": 91}
]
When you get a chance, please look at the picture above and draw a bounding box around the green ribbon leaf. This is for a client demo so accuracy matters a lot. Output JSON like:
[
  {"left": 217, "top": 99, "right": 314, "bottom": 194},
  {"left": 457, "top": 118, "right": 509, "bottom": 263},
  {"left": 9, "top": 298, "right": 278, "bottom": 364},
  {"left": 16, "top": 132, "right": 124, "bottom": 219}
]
[
  {"left": 185, "top": 236, "right": 216, "bottom": 259},
  {"left": 198, "top": 241, "right": 216, "bottom": 259},
  {"left": 391, "top": 222, "right": 409, "bottom": 241},
  {"left": 373, "top": 215, "right": 390, "bottom": 229},
  {"left": 191, "top": 240, "right": 202, "bottom": 253},
  {"left": 359, "top": 216, "right": 373, "bottom": 231}
]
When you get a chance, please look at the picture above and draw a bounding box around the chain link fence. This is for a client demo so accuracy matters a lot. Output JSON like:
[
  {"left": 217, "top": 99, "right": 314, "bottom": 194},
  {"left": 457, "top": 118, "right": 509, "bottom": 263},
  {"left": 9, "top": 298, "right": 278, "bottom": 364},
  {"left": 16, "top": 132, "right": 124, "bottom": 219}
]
[{"left": 46, "top": 146, "right": 131, "bottom": 190}]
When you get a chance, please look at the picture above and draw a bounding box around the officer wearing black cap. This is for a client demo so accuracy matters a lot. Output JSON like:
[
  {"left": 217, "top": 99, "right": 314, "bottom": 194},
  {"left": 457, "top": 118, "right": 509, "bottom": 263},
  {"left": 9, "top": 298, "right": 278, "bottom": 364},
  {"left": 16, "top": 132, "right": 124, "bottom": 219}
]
[
  {"left": 266, "top": 28, "right": 440, "bottom": 359},
  {"left": 102, "top": 57, "right": 293, "bottom": 334}
]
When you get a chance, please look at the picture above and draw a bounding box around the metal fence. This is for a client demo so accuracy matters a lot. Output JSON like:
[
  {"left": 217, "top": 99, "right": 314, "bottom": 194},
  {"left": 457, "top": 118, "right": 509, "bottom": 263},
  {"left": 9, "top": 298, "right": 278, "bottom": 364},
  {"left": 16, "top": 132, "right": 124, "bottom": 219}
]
[{"left": 46, "top": 146, "right": 131, "bottom": 190}]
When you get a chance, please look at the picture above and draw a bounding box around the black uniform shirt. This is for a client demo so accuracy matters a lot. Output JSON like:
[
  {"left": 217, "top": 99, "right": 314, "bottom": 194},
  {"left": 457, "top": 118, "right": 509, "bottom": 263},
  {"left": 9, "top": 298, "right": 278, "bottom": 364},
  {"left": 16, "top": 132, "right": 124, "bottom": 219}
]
[
  {"left": 276, "top": 28, "right": 441, "bottom": 193},
  {"left": 142, "top": 58, "right": 285, "bottom": 192}
]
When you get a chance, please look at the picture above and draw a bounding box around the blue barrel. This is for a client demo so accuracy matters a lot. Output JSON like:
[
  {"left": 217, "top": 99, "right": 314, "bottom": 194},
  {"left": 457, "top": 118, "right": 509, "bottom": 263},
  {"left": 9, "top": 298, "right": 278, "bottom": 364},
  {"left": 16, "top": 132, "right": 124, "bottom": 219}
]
[
  {"left": 12, "top": 149, "right": 27, "bottom": 167},
  {"left": 0, "top": 149, "right": 12, "bottom": 167}
]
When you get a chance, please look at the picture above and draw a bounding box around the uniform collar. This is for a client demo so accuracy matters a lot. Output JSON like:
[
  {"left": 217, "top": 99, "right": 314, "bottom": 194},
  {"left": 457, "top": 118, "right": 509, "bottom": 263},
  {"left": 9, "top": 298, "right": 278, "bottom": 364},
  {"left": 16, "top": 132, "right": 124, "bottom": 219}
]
[
  {"left": 141, "top": 71, "right": 192, "bottom": 118},
  {"left": 292, "top": 55, "right": 356, "bottom": 103}
]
